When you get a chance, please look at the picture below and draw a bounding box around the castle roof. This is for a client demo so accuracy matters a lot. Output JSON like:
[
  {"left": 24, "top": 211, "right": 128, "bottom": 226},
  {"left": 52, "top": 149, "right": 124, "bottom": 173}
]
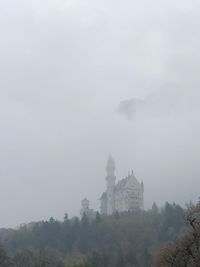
[
  {"left": 114, "top": 177, "right": 128, "bottom": 191},
  {"left": 100, "top": 170, "right": 142, "bottom": 199},
  {"left": 115, "top": 171, "right": 141, "bottom": 191},
  {"left": 100, "top": 192, "right": 107, "bottom": 200}
]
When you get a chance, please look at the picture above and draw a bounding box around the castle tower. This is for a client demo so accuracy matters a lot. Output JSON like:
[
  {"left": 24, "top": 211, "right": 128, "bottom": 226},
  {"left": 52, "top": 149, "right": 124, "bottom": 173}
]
[
  {"left": 106, "top": 156, "right": 116, "bottom": 215},
  {"left": 80, "top": 198, "right": 97, "bottom": 221},
  {"left": 80, "top": 198, "right": 90, "bottom": 217}
]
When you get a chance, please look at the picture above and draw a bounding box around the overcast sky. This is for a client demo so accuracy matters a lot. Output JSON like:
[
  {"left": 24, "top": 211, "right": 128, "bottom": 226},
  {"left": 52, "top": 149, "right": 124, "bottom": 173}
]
[{"left": 0, "top": 0, "right": 200, "bottom": 227}]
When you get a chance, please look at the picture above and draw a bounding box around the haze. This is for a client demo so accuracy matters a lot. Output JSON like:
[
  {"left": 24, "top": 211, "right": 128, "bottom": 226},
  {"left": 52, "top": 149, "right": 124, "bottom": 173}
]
[{"left": 0, "top": 0, "right": 200, "bottom": 227}]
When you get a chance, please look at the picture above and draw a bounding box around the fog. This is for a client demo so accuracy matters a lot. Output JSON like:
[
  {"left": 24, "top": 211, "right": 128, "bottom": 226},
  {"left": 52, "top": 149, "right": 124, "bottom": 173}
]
[{"left": 0, "top": 0, "right": 200, "bottom": 227}]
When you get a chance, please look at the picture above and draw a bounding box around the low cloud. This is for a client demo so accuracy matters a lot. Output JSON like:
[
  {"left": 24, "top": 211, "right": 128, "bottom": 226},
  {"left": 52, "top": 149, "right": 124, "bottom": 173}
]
[
  {"left": 117, "top": 86, "right": 199, "bottom": 120},
  {"left": 117, "top": 98, "right": 144, "bottom": 119}
]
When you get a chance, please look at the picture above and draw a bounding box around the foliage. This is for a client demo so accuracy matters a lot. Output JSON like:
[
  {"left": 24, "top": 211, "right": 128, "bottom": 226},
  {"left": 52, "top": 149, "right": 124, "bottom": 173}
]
[
  {"left": 0, "top": 202, "right": 185, "bottom": 267},
  {"left": 0, "top": 245, "right": 13, "bottom": 266},
  {"left": 153, "top": 202, "right": 200, "bottom": 267}
]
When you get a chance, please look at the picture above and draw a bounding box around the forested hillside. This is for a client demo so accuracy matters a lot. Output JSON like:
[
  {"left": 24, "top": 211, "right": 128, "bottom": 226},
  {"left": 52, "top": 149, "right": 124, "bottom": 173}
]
[{"left": 0, "top": 203, "right": 185, "bottom": 267}]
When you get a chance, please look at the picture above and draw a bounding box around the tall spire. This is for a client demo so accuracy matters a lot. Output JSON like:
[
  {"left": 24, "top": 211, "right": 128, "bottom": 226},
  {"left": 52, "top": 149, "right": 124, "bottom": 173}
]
[
  {"left": 106, "top": 155, "right": 115, "bottom": 177},
  {"left": 106, "top": 156, "right": 116, "bottom": 215}
]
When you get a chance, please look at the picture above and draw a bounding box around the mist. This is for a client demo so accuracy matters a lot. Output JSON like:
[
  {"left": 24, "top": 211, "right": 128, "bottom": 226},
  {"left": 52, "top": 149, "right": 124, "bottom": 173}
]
[{"left": 0, "top": 0, "right": 200, "bottom": 227}]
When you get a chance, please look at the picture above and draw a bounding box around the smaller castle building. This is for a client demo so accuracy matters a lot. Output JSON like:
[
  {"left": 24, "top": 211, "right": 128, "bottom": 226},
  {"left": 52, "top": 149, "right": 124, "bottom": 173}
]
[{"left": 80, "top": 198, "right": 96, "bottom": 221}]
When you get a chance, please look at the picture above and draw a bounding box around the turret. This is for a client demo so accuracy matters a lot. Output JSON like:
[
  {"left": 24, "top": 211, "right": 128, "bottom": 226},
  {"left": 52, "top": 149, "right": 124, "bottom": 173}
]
[
  {"left": 80, "top": 198, "right": 90, "bottom": 217},
  {"left": 82, "top": 198, "right": 89, "bottom": 210},
  {"left": 80, "top": 198, "right": 96, "bottom": 221}
]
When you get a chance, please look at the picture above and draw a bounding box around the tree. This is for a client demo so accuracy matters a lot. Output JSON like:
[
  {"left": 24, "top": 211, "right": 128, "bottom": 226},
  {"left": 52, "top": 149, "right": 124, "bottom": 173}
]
[
  {"left": 0, "top": 246, "right": 12, "bottom": 267},
  {"left": 152, "top": 202, "right": 159, "bottom": 213},
  {"left": 153, "top": 203, "right": 200, "bottom": 267},
  {"left": 94, "top": 212, "right": 101, "bottom": 224},
  {"left": 0, "top": 203, "right": 185, "bottom": 267},
  {"left": 14, "top": 250, "right": 35, "bottom": 267}
]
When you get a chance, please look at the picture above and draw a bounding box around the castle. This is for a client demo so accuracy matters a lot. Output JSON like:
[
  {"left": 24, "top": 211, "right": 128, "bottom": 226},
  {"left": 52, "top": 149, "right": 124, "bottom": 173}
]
[
  {"left": 80, "top": 156, "right": 144, "bottom": 217},
  {"left": 100, "top": 156, "right": 144, "bottom": 214}
]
